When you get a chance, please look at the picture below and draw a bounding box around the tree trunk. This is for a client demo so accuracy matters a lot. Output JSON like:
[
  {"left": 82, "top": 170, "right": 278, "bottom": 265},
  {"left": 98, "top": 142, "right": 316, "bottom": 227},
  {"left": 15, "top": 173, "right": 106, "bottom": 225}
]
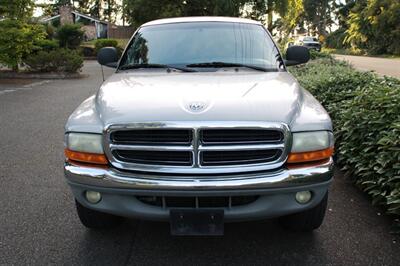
[{"left": 267, "top": 1, "right": 273, "bottom": 32}]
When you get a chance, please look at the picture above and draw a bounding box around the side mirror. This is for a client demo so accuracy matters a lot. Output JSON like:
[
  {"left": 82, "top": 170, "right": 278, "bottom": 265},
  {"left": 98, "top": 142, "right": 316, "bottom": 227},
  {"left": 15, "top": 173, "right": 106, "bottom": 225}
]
[
  {"left": 284, "top": 46, "right": 310, "bottom": 66},
  {"left": 97, "top": 47, "right": 119, "bottom": 68}
]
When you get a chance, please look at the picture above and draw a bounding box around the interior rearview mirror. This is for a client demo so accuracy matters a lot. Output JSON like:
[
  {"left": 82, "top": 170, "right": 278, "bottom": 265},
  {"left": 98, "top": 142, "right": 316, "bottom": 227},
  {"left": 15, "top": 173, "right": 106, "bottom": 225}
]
[
  {"left": 97, "top": 47, "right": 119, "bottom": 68},
  {"left": 284, "top": 46, "right": 310, "bottom": 66}
]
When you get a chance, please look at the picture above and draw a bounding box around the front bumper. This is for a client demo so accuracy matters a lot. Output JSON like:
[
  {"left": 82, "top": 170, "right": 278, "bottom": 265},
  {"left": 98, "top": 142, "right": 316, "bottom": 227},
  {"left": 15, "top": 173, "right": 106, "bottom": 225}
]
[{"left": 65, "top": 158, "right": 334, "bottom": 221}]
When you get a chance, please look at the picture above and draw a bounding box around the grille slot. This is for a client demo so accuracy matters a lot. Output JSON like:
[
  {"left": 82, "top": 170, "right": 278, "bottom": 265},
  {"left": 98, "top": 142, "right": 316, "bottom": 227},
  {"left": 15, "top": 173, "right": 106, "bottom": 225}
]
[
  {"left": 113, "top": 150, "right": 193, "bottom": 166},
  {"left": 136, "top": 196, "right": 259, "bottom": 208},
  {"left": 201, "top": 149, "right": 281, "bottom": 166},
  {"left": 111, "top": 129, "right": 192, "bottom": 145},
  {"left": 201, "top": 129, "right": 283, "bottom": 144}
]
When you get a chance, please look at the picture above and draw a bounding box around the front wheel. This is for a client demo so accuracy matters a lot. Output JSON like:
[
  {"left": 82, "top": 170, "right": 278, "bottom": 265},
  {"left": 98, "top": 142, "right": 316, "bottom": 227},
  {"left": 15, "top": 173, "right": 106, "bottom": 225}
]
[
  {"left": 279, "top": 192, "right": 328, "bottom": 232},
  {"left": 75, "top": 199, "right": 122, "bottom": 229}
]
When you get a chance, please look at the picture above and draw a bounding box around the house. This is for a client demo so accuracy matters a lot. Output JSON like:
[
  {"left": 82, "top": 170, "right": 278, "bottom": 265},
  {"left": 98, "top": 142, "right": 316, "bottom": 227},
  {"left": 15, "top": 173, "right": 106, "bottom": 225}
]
[{"left": 41, "top": 6, "right": 109, "bottom": 40}]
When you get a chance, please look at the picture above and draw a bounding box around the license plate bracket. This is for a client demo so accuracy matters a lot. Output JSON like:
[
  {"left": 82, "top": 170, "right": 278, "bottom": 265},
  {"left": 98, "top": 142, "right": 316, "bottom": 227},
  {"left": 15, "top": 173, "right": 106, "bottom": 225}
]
[{"left": 170, "top": 209, "right": 224, "bottom": 236}]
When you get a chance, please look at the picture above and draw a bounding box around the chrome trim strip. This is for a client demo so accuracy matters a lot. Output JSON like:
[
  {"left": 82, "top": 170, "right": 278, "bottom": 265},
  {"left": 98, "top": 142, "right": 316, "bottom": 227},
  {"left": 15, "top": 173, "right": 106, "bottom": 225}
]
[
  {"left": 103, "top": 121, "right": 291, "bottom": 175},
  {"left": 64, "top": 158, "right": 334, "bottom": 190},
  {"left": 198, "top": 143, "right": 285, "bottom": 151},
  {"left": 110, "top": 144, "right": 194, "bottom": 151}
]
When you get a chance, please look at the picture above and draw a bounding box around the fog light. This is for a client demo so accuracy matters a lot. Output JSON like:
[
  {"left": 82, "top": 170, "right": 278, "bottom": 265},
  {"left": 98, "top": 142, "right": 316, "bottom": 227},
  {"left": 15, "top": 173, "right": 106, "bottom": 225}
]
[
  {"left": 85, "top": 191, "right": 101, "bottom": 204},
  {"left": 295, "top": 191, "right": 312, "bottom": 204}
]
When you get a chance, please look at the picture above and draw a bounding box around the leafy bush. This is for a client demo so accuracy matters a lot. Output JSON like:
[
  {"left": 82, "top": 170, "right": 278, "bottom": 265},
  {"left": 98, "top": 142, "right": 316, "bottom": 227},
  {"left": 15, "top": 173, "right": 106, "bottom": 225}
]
[
  {"left": 44, "top": 23, "right": 56, "bottom": 39},
  {"left": 309, "top": 50, "right": 332, "bottom": 60},
  {"left": 94, "top": 38, "right": 120, "bottom": 53},
  {"left": 56, "top": 24, "right": 84, "bottom": 49},
  {"left": 24, "top": 48, "right": 83, "bottom": 73},
  {"left": 0, "top": 19, "right": 46, "bottom": 71},
  {"left": 290, "top": 59, "right": 400, "bottom": 230},
  {"left": 34, "top": 39, "right": 59, "bottom": 52},
  {"left": 81, "top": 45, "right": 96, "bottom": 57}
]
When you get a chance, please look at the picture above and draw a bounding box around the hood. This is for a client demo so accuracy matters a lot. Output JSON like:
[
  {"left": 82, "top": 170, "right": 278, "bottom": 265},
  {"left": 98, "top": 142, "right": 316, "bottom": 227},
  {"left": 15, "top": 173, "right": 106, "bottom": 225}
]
[{"left": 95, "top": 70, "right": 303, "bottom": 126}]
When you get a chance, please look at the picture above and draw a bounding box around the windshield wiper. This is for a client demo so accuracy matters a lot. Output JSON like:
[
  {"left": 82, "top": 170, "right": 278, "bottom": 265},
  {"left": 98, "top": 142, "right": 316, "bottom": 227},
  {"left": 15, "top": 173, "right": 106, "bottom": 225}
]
[
  {"left": 118, "top": 63, "right": 197, "bottom": 72},
  {"left": 186, "top": 62, "right": 276, "bottom": 72}
]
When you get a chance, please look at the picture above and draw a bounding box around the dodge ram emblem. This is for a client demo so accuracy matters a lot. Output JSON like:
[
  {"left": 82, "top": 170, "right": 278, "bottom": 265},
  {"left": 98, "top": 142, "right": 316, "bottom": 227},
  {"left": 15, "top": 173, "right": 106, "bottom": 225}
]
[{"left": 189, "top": 102, "right": 206, "bottom": 111}]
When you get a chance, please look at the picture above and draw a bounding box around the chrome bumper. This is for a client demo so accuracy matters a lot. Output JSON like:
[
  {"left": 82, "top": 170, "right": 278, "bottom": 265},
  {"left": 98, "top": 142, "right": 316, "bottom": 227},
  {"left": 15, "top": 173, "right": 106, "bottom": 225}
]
[{"left": 64, "top": 158, "right": 334, "bottom": 191}]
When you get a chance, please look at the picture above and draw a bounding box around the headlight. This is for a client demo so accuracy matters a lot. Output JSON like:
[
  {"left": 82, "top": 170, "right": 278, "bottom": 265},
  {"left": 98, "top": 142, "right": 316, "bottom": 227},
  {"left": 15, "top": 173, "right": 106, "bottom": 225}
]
[
  {"left": 291, "top": 131, "right": 333, "bottom": 153},
  {"left": 288, "top": 131, "right": 334, "bottom": 164},
  {"left": 67, "top": 133, "right": 104, "bottom": 154},
  {"left": 65, "top": 133, "right": 107, "bottom": 165}
]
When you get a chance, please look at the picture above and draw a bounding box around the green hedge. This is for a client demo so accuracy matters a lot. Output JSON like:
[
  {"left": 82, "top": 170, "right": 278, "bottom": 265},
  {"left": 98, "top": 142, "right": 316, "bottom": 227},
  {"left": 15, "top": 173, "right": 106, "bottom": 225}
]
[
  {"left": 290, "top": 58, "right": 400, "bottom": 231},
  {"left": 94, "top": 38, "right": 120, "bottom": 53},
  {"left": 24, "top": 48, "right": 83, "bottom": 73}
]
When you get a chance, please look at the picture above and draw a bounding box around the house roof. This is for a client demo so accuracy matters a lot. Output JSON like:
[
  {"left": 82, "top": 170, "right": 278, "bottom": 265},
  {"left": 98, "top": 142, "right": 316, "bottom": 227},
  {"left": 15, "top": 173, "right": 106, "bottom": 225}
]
[{"left": 40, "top": 11, "right": 108, "bottom": 25}]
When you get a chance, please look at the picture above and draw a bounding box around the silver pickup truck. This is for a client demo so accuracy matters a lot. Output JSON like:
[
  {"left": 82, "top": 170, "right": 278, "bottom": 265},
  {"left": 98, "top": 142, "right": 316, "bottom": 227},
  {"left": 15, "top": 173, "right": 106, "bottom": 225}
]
[{"left": 64, "top": 17, "right": 334, "bottom": 235}]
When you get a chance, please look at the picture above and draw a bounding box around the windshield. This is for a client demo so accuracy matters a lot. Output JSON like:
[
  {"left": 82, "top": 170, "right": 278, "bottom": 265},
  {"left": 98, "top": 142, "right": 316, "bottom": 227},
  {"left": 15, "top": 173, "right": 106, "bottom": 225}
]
[{"left": 119, "top": 22, "right": 281, "bottom": 71}]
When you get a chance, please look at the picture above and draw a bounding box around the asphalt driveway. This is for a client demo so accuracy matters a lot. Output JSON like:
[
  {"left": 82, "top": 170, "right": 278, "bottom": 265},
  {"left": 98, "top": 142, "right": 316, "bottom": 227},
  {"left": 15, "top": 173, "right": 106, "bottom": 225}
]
[
  {"left": 0, "top": 61, "right": 399, "bottom": 265},
  {"left": 334, "top": 54, "right": 400, "bottom": 78}
]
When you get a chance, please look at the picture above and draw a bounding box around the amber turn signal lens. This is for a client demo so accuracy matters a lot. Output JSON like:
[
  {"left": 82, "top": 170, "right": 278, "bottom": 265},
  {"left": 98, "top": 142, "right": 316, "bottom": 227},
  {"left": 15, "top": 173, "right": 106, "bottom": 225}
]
[
  {"left": 65, "top": 149, "right": 108, "bottom": 165},
  {"left": 287, "top": 147, "right": 334, "bottom": 164}
]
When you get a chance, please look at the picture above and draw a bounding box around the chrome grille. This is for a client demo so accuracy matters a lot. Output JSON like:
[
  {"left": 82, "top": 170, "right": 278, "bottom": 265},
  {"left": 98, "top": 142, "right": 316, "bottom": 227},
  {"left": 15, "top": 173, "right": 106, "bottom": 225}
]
[
  {"left": 105, "top": 122, "right": 290, "bottom": 175},
  {"left": 201, "top": 129, "right": 283, "bottom": 144},
  {"left": 200, "top": 149, "right": 282, "bottom": 166},
  {"left": 113, "top": 150, "right": 193, "bottom": 166},
  {"left": 111, "top": 129, "right": 192, "bottom": 145}
]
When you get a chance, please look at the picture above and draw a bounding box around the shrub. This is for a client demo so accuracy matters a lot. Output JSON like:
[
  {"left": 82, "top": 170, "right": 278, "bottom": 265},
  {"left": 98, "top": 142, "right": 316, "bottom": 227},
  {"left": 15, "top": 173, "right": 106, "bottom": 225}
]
[
  {"left": 24, "top": 48, "right": 83, "bottom": 73},
  {"left": 81, "top": 45, "right": 96, "bottom": 57},
  {"left": 44, "top": 23, "right": 56, "bottom": 39},
  {"left": 34, "top": 39, "right": 59, "bottom": 52},
  {"left": 94, "top": 38, "right": 120, "bottom": 53},
  {"left": 0, "top": 19, "right": 46, "bottom": 71},
  {"left": 309, "top": 50, "right": 332, "bottom": 60},
  {"left": 56, "top": 24, "right": 84, "bottom": 49},
  {"left": 290, "top": 59, "right": 400, "bottom": 230}
]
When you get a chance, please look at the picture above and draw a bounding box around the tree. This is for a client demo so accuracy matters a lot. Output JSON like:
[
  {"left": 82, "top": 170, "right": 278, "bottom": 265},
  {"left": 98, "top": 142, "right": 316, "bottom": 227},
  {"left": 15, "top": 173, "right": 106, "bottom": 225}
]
[
  {"left": 0, "top": 0, "right": 35, "bottom": 21},
  {"left": 123, "top": 0, "right": 181, "bottom": 27},
  {"left": 276, "top": 0, "right": 304, "bottom": 45},
  {"left": 89, "top": 0, "right": 102, "bottom": 19},
  {"left": 123, "top": 0, "right": 248, "bottom": 27},
  {"left": 0, "top": 19, "right": 46, "bottom": 71},
  {"left": 345, "top": 0, "right": 400, "bottom": 55},
  {"left": 182, "top": 0, "right": 246, "bottom": 16},
  {"left": 243, "top": 0, "right": 288, "bottom": 32},
  {"left": 103, "top": 0, "right": 120, "bottom": 23},
  {"left": 302, "top": 0, "right": 334, "bottom": 37},
  {"left": 56, "top": 24, "right": 84, "bottom": 49}
]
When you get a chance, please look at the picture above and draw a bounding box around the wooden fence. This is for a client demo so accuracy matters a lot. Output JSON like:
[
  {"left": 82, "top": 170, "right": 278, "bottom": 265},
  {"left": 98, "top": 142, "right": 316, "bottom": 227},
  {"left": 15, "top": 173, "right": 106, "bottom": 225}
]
[{"left": 108, "top": 25, "right": 136, "bottom": 39}]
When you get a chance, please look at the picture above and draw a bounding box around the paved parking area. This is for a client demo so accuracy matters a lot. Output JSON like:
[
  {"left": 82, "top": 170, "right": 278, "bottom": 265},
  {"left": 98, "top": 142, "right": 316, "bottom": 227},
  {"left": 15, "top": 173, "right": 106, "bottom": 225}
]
[
  {"left": 0, "top": 61, "right": 399, "bottom": 265},
  {"left": 334, "top": 54, "right": 400, "bottom": 78}
]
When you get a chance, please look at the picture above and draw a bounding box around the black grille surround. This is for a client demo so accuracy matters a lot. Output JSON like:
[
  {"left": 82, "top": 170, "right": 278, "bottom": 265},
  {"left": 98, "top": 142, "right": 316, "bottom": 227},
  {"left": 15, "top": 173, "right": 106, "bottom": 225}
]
[{"left": 105, "top": 124, "right": 289, "bottom": 174}]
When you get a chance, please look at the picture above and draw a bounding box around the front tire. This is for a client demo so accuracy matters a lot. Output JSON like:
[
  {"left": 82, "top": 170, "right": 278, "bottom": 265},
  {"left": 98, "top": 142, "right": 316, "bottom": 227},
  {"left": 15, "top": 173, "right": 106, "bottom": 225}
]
[
  {"left": 75, "top": 199, "right": 122, "bottom": 229},
  {"left": 279, "top": 192, "right": 328, "bottom": 232}
]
